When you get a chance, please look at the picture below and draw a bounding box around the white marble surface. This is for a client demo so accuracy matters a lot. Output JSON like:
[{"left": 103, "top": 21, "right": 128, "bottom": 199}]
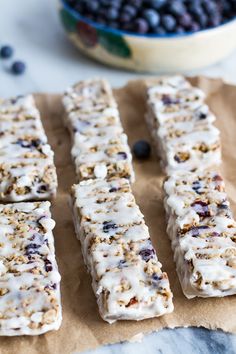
[{"left": 1, "top": 1, "right": 236, "bottom": 353}]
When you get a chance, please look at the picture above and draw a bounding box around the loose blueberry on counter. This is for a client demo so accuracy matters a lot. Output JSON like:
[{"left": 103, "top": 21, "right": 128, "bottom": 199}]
[
  {"left": 11, "top": 61, "right": 26, "bottom": 75},
  {"left": 0, "top": 45, "right": 13, "bottom": 59},
  {"left": 133, "top": 140, "right": 151, "bottom": 160}
]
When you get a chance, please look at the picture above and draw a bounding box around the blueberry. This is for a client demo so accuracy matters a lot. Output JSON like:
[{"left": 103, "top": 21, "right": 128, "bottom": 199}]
[
  {"left": 143, "top": 9, "right": 160, "bottom": 28},
  {"left": 153, "top": 26, "right": 166, "bottom": 35},
  {"left": 25, "top": 243, "right": 41, "bottom": 255},
  {"left": 119, "top": 11, "right": 132, "bottom": 23},
  {"left": 198, "top": 112, "right": 207, "bottom": 119},
  {"left": 162, "top": 95, "right": 180, "bottom": 105},
  {"left": 117, "top": 151, "right": 127, "bottom": 160},
  {"left": 85, "top": 0, "right": 99, "bottom": 12},
  {"left": 152, "top": 273, "right": 161, "bottom": 281},
  {"left": 107, "top": 7, "right": 119, "bottom": 20},
  {"left": 37, "top": 185, "right": 49, "bottom": 194},
  {"left": 175, "top": 26, "right": 185, "bottom": 34},
  {"left": 161, "top": 14, "right": 176, "bottom": 32},
  {"left": 133, "top": 18, "right": 149, "bottom": 34},
  {"left": 11, "top": 61, "right": 26, "bottom": 75},
  {"left": 179, "top": 12, "right": 192, "bottom": 28},
  {"left": 103, "top": 221, "right": 117, "bottom": 233},
  {"left": 133, "top": 140, "right": 151, "bottom": 159},
  {"left": 109, "top": 187, "right": 118, "bottom": 193},
  {"left": 0, "top": 45, "right": 13, "bottom": 59},
  {"left": 128, "top": 0, "right": 143, "bottom": 7},
  {"left": 147, "top": 0, "right": 167, "bottom": 10},
  {"left": 45, "top": 259, "right": 53, "bottom": 272},
  {"left": 168, "top": 1, "right": 186, "bottom": 16},
  {"left": 192, "top": 180, "right": 202, "bottom": 193},
  {"left": 191, "top": 201, "right": 210, "bottom": 217},
  {"left": 139, "top": 248, "right": 155, "bottom": 262},
  {"left": 190, "top": 22, "right": 201, "bottom": 32},
  {"left": 122, "top": 4, "right": 137, "bottom": 18}
]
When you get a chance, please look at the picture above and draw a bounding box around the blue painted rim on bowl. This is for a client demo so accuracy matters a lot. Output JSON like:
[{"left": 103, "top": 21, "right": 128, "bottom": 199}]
[{"left": 60, "top": 0, "right": 236, "bottom": 39}]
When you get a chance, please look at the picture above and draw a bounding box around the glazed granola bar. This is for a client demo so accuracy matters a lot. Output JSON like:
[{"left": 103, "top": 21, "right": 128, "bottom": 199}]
[
  {"left": 0, "top": 201, "right": 62, "bottom": 335},
  {"left": 145, "top": 76, "right": 221, "bottom": 173},
  {"left": 163, "top": 170, "right": 236, "bottom": 298},
  {"left": 0, "top": 95, "right": 57, "bottom": 201},
  {"left": 72, "top": 178, "right": 173, "bottom": 323},
  {"left": 63, "top": 78, "right": 134, "bottom": 182}
]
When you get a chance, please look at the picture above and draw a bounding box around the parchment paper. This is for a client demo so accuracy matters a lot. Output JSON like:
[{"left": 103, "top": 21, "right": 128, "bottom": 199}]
[{"left": 1, "top": 76, "right": 236, "bottom": 354}]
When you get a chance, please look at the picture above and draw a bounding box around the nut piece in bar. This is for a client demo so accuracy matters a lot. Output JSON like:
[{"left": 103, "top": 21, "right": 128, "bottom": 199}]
[
  {"left": 0, "top": 201, "right": 62, "bottom": 335},
  {"left": 0, "top": 94, "right": 57, "bottom": 201},
  {"left": 164, "top": 170, "right": 236, "bottom": 298},
  {"left": 62, "top": 78, "right": 135, "bottom": 183},
  {"left": 72, "top": 178, "right": 173, "bottom": 323},
  {"left": 145, "top": 76, "right": 221, "bottom": 173}
]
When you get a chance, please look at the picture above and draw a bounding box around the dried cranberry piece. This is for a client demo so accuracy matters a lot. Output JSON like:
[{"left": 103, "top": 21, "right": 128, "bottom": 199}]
[
  {"left": 212, "top": 174, "right": 223, "bottom": 182},
  {"left": 45, "top": 259, "right": 53, "bottom": 272},
  {"left": 191, "top": 201, "right": 210, "bottom": 217}
]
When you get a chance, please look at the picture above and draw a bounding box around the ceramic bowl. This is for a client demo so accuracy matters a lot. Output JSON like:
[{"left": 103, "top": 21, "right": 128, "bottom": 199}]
[{"left": 59, "top": 0, "right": 236, "bottom": 73}]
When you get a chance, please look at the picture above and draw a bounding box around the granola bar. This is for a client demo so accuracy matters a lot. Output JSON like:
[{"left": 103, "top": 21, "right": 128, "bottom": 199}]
[
  {"left": 0, "top": 201, "right": 62, "bottom": 335},
  {"left": 163, "top": 170, "right": 236, "bottom": 298},
  {"left": 0, "top": 95, "right": 57, "bottom": 201},
  {"left": 63, "top": 79, "right": 134, "bottom": 182},
  {"left": 72, "top": 178, "right": 173, "bottom": 323},
  {"left": 145, "top": 76, "right": 221, "bottom": 173}
]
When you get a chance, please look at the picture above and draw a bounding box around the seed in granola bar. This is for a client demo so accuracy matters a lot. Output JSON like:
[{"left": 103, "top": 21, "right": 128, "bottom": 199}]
[
  {"left": 103, "top": 221, "right": 117, "bottom": 233},
  {"left": 139, "top": 248, "right": 155, "bottom": 262},
  {"left": 191, "top": 201, "right": 210, "bottom": 217}
]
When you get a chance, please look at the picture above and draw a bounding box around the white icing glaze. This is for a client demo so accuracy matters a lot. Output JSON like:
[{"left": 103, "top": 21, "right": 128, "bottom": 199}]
[
  {"left": 164, "top": 170, "right": 236, "bottom": 298},
  {"left": 146, "top": 76, "right": 221, "bottom": 173},
  {"left": 72, "top": 178, "right": 173, "bottom": 323},
  {"left": 63, "top": 79, "right": 135, "bottom": 183},
  {"left": 0, "top": 201, "right": 62, "bottom": 335},
  {"left": 0, "top": 94, "right": 57, "bottom": 201}
]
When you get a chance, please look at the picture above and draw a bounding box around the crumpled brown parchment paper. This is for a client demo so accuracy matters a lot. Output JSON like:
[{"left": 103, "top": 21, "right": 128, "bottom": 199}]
[{"left": 1, "top": 76, "right": 236, "bottom": 354}]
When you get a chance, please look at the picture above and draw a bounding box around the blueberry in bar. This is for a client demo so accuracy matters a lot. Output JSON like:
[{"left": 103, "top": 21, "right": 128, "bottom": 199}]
[
  {"left": 145, "top": 75, "right": 221, "bottom": 173},
  {"left": 164, "top": 170, "right": 236, "bottom": 299},
  {"left": 72, "top": 178, "right": 173, "bottom": 323},
  {"left": 0, "top": 95, "right": 57, "bottom": 201},
  {"left": 0, "top": 201, "right": 62, "bottom": 335},
  {"left": 62, "top": 78, "right": 135, "bottom": 182}
]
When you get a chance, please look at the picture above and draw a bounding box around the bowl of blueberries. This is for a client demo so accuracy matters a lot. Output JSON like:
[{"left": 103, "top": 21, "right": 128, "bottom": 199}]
[{"left": 59, "top": 0, "right": 236, "bottom": 72}]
